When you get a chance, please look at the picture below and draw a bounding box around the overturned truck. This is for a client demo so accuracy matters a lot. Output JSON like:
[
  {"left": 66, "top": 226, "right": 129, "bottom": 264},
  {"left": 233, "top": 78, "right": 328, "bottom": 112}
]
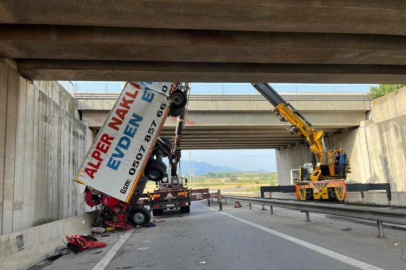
[{"left": 75, "top": 82, "right": 189, "bottom": 228}]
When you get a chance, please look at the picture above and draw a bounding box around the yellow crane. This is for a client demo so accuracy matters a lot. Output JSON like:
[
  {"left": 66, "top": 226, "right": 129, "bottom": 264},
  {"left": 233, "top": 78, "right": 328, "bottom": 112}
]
[{"left": 253, "top": 83, "right": 348, "bottom": 201}]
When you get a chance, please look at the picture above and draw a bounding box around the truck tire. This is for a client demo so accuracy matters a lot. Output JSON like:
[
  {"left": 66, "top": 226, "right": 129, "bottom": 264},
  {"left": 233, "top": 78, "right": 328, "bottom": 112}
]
[
  {"left": 169, "top": 90, "right": 187, "bottom": 117},
  {"left": 144, "top": 159, "right": 167, "bottom": 181},
  {"left": 129, "top": 206, "right": 151, "bottom": 226}
]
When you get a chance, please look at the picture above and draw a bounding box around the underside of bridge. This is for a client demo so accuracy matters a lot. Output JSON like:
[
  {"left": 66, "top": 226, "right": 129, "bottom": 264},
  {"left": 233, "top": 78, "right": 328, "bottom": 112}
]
[
  {"left": 78, "top": 93, "right": 370, "bottom": 150},
  {"left": 148, "top": 126, "right": 345, "bottom": 150},
  {"left": 1, "top": 1, "right": 406, "bottom": 83}
]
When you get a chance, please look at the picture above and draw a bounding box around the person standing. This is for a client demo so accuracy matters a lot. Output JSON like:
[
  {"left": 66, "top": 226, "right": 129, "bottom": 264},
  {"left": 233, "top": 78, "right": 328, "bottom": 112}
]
[
  {"left": 338, "top": 150, "right": 347, "bottom": 180},
  {"left": 334, "top": 152, "right": 340, "bottom": 176}
]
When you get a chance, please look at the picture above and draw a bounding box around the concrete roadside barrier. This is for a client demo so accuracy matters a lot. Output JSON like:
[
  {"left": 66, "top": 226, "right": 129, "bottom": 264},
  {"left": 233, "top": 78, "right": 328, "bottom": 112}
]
[{"left": 0, "top": 213, "right": 93, "bottom": 270}]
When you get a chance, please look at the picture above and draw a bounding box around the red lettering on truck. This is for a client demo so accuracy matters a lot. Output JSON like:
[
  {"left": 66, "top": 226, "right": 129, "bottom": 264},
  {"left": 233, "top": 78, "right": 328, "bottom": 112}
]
[
  {"left": 84, "top": 134, "right": 114, "bottom": 179},
  {"left": 108, "top": 87, "right": 139, "bottom": 131}
]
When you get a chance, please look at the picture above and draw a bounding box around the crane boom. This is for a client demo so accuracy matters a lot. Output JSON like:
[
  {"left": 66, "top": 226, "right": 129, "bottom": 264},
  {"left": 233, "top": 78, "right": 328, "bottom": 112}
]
[
  {"left": 252, "top": 83, "right": 326, "bottom": 163},
  {"left": 251, "top": 82, "right": 351, "bottom": 201}
]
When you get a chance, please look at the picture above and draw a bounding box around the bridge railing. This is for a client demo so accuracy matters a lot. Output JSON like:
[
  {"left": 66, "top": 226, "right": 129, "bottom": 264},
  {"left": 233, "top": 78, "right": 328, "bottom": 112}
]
[{"left": 68, "top": 82, "right": 374, "bottom": 95}]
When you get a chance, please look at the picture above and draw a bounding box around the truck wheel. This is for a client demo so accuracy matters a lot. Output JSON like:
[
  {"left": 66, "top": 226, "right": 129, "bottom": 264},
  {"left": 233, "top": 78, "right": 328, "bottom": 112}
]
[
  {"left": 145, "top": 159, "right": 167, "bottom": 181},
  {"left": 169, "top": 90, "right": 187, "bottom": 117},
  {"left": 129, "top": 207, "right": 151, "bottom": 226}
]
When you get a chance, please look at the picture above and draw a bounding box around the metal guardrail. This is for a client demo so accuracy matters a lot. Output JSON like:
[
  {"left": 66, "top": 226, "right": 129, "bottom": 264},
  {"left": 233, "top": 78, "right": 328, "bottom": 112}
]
[
  {"left": 74, "top": 93, "right": 371, "bottom": 102},
  {"left": 260, "top": 183, "right": 392, "bottom": 203},
  {"left": 220, "top": 195, "right": 406, "bottom": 237}
]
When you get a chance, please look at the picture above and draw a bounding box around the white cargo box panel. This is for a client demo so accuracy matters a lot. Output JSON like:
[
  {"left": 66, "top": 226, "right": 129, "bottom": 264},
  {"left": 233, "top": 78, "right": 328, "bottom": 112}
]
[{"left": 75, "top": 82, "right": 173, "bottom": 202}]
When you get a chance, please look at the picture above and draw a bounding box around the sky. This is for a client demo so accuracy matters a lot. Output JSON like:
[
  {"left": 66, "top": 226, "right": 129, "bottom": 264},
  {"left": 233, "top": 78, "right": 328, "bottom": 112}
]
[
  {"left": 69, "top": 82, "right": 372, "bottom": 172},
  {"left": 186, "top": 149, "right": 277, "bottom": 172}
]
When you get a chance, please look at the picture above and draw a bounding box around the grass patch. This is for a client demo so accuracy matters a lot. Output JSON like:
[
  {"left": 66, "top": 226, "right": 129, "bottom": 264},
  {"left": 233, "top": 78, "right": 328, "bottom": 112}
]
[{"left": 144, "top": 172, "right": 278, "bottom": 193}]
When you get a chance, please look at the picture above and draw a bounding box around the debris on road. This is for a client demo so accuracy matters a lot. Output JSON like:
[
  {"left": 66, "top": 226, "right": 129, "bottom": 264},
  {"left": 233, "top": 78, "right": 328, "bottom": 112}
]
[
  {"left": 92, "top": 227, "right": 106, "bottom": 234},
  {"left": 66, "top": 235, "right": 106, "bottom": 254},
  {"left": 200, "top": 261, "right": 207, "bottom": 265},
  {"left": 136, "top": 247, "right": 149, "bottom": 251},
  {"left": 341, "top": 227, "right": 353, "bottom": 231},
  {"left": 153, "top": 219, "right": 165, "bottom": 223},
  {"left": 46, "top": 246, "right": 71, "bottom": 261},
  {"left": 142, "top": 222, "right": 156, "bottom": 228}
]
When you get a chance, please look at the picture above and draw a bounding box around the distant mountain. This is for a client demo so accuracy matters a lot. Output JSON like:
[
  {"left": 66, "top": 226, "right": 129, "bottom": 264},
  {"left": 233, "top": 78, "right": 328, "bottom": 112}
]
[
  {"left": 162, "top": 159, "right": 272, "bottom": 175},
  {"left": 178, "top": 160, "right": 241, "bottom": 175},
  {"left": 244, "top": 169, "right": 270, "bottom": 173}
]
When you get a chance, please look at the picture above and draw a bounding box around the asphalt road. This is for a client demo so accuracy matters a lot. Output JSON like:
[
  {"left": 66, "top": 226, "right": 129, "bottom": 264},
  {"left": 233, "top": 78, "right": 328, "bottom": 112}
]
[{"left": 32, "top": 202, "right": 406, "bottom": 270}]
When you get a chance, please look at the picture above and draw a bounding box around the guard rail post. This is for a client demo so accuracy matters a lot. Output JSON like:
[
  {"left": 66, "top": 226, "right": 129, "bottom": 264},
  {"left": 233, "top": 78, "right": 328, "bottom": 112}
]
[
  {"left": 207, "top": 198, "right": 211, "bottom": 207},
  {"left": 249, "top": 203, "right": 252, "bottom": 210},
  {"left": 377, "top": 221, "right": 384, "bottom": 237},
  {"left": 218, "top": 190, "right": 223, "bottom": 211},
  {"left": 305, "top": 211, "right": 311, "bottom": 222},
  {"left": 261, "top": 204, "right": 266, "bottom": 211},
  {"left": 270, "top": 206, "right": 274, "bottom": 215}
]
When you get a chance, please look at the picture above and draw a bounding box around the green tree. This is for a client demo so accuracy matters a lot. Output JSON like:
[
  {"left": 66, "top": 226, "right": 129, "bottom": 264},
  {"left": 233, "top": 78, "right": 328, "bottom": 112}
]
[
  {"left": 369, "top": 84, "right": 404, "bottom": 99},
  {"left": 206, "top": 172, "right": 216, "bottom": 178}
]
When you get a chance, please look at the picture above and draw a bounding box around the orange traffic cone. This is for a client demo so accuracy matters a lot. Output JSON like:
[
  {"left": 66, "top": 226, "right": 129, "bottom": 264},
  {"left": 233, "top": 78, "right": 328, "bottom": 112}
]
[{"left": 234, "top": 201, "right": 242, "bottom": 208}]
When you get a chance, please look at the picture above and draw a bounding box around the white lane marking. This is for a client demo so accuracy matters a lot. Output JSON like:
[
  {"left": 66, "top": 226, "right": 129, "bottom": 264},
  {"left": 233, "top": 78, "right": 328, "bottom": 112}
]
[
  {"left": 92, "top": 230, "right": 132, "bottom": 270},
  {"left": 196, "top": 203, "right": 384, "bottom": 270}
]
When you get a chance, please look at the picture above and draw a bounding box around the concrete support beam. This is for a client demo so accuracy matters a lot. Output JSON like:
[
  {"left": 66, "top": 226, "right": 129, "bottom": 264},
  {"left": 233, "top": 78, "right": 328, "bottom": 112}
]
[
  {"left": 17, "top": 60, "right": 406, "bottom": 83},
  {"left": 1, "top": 1, "right": 406, "bottom": 36},
  {"left": 81, "top": 107, "right": 364, "bottom": 149},
  {"left": 0, "top": 60, "right": 9, "bottom": 234},
  {"left": 76, "top": 94, "right": 371, "bottom": 112},
  {"left": 82, "top": 111, "right": 365, "bottom": 129},
  {"left": 0, "top": 59, "right": 91, "bottom": 235},
  {"left": 78, "top": 93, "right": 368, "bottom": 149},
  {"left": 3, "top": 25, "right": 406, "bottom": 65}
]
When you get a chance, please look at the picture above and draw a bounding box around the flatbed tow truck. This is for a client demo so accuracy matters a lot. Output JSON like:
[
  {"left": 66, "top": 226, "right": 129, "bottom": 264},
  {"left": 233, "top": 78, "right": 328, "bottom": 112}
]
[
  {"left": 141, "top": 83, "right": 193, "bottom": 216},
  {"left": 139, "top": 83, "right": 213, "bottom": 216}
]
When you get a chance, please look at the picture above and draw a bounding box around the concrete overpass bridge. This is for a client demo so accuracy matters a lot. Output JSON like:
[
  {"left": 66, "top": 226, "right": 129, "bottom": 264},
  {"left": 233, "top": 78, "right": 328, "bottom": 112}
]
[
  {"left": 75, "top": 92, "right": 371, "bottom": 150},
  {"left": 2, "top": 1, "right": 406, "bottom": 83},
  {"left": 3, "top": 1, "right": 406, "bottom": 255}
]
